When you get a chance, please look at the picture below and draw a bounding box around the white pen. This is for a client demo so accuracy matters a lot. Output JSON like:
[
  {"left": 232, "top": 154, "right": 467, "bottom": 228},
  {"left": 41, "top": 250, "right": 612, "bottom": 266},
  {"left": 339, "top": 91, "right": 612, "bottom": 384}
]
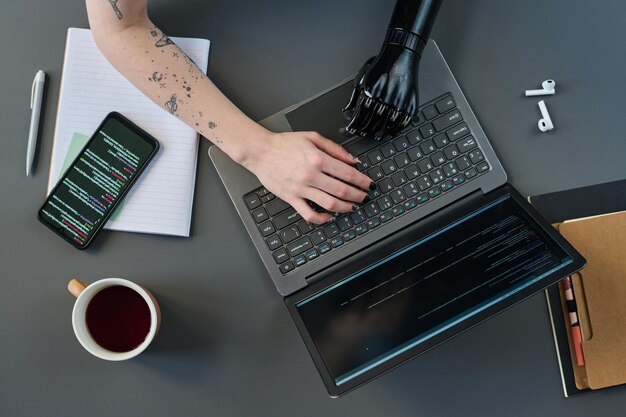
[{"left": 27, "top": 70, "right": 46, "bottom": 176}]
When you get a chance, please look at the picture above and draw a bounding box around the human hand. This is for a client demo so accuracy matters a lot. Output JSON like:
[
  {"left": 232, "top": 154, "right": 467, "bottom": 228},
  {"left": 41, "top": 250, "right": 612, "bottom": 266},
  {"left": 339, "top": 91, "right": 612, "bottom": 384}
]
[
  {"left": 344, "top": 44, "right": 419, "bottom": 140},
  {"left": 244, "top": 131, "right": 375, "bottom": 224}
]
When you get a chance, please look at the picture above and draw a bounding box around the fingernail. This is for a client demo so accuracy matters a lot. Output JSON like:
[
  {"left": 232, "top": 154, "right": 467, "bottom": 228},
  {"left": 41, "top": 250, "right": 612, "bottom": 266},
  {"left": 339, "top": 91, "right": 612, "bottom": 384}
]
[
  {"left": 362, "top": 195, "right": 371, "bottom": 204},
  {"left": 349, "top": 153, "right": 361, "bottom": 164},
  {"left": 369, "top": 182, "right": 376, "bottom": 191}
]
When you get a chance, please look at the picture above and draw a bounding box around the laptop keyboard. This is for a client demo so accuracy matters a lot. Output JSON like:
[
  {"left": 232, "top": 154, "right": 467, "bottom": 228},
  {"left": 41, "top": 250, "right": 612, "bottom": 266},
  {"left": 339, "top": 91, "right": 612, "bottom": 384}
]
[{"left": 243, "top": 93, "right": 490, "bottom": 275}]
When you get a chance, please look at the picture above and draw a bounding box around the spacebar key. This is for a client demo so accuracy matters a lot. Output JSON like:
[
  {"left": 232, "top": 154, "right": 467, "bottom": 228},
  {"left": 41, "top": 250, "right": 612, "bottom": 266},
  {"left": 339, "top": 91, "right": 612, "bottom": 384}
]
[
  {"left": 286, "top": 237, "right": 313, "bottom": 257},
  {"left": 273, "top": 208, "right": 302, "bottom": 229}
]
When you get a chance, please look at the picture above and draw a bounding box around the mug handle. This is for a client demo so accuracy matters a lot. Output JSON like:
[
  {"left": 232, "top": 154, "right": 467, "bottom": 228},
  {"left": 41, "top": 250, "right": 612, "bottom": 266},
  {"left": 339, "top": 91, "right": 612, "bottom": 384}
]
[{"left": 68, "top": 279, "right": 87, "bottom": 298}]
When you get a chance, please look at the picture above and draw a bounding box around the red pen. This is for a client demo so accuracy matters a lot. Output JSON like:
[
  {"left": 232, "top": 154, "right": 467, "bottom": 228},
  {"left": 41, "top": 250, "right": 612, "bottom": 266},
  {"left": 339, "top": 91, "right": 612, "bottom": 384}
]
[{"left": 563, "top": 276, "right": 585, "bottom": 366}]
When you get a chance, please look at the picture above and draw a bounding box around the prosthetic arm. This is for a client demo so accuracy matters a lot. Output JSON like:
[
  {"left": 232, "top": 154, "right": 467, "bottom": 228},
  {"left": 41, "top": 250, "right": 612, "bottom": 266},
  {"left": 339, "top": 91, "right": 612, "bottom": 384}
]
[{"left": 344, "top": 0, "right": 443, "bottom": 140}]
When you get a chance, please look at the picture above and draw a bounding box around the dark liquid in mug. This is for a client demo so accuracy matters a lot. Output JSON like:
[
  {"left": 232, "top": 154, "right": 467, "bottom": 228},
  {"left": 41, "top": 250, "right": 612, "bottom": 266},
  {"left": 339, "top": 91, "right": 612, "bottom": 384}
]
[{"left": 86, "top": 285, "right": 151, "bottom": 352}]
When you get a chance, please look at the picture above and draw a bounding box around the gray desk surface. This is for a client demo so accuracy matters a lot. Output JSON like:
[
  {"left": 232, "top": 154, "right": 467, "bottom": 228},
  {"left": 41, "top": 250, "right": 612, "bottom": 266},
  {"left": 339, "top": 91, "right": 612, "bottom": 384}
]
[{"left": 2, "top": 0, "right": 626, "bottom": 416}]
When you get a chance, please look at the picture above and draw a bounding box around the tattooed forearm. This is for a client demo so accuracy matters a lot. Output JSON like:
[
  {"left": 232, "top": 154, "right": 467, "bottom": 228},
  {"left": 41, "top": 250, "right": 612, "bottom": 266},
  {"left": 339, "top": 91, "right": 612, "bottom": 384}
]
[{"left": 107, "top": 0, "right": 123, "bottom": 20}]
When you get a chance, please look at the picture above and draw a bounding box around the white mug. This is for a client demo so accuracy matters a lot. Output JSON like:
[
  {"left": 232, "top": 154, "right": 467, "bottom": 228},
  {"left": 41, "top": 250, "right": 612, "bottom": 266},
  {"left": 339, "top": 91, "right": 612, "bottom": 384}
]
[{"left": 68, "top": 278, "right": 161, "bottom": 361}]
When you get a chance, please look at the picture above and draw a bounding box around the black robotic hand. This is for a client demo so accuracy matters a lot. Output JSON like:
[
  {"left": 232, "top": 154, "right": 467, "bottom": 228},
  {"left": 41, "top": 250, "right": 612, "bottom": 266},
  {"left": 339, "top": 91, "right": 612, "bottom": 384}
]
[
  {"left": 344, "top": 0, "right": 443, "bottom": 141},
  {"left": 343, "top": 44, "right": 419, "bottom": 140}
]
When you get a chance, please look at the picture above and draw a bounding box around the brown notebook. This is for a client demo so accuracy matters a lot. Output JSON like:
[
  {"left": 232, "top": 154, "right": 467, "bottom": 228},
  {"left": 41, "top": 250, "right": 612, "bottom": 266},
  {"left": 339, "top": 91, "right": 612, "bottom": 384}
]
[{"left": 556, "top": 211, "right": 626, "bottom": 390}]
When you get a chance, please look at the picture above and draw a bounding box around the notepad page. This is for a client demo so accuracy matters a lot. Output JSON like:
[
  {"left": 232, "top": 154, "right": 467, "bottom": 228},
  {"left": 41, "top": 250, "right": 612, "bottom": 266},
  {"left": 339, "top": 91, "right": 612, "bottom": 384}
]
[{"left": 47, "top": 28, "right": 210, "bottom": 237}]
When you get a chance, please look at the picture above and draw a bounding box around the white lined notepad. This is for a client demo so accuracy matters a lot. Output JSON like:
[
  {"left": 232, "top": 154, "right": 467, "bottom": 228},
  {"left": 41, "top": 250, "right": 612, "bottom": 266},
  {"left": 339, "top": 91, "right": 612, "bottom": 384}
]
[{"left": 47, "top": 28, "right": 210, "bottom": 237}]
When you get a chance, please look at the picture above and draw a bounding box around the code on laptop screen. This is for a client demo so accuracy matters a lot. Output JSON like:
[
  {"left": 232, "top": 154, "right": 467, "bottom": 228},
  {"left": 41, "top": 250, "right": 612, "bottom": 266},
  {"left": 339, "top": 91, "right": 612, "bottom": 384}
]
[{"left": 295, "top": 195, "right": 573, "bottom": 386}]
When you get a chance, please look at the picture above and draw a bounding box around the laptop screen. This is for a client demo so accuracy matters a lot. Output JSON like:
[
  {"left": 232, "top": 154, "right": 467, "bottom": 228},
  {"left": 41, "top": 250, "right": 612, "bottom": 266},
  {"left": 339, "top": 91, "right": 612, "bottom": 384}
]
[{"left": 294, "top": 194, "right": 573, "bottom": 387}]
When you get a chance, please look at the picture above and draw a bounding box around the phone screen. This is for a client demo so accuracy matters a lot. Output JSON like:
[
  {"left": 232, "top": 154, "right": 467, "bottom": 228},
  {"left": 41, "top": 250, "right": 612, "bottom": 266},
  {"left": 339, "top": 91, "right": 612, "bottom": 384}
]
[{"left": 39, "top": 113, "right": 159, "bottom": 248}]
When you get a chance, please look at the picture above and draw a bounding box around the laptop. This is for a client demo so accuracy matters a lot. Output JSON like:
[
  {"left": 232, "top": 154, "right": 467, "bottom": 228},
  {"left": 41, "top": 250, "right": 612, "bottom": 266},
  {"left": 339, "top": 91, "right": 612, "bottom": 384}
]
[{"left": 209, "top": 40, "right": 585, "bottom": 396}]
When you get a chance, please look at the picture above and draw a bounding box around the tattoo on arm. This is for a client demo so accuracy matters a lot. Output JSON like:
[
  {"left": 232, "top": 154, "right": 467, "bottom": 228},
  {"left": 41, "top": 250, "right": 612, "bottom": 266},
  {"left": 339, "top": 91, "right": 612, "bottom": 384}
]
[
  {"left": 165, "top": 94, "right": 178, "bottom": 114},
  {"left": 208, "top": 121, "right": 217, "bottom": 129},
  {"left": 107, "top": 0, "right": 123, "bottom": 20},
  {"left": 155, "top": 34, "right": 175, "bottom": 48}
]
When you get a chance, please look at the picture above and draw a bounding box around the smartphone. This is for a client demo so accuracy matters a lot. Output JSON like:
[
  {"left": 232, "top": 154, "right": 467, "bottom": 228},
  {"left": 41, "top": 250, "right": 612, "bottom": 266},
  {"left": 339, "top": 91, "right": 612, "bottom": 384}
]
[{"left": 38, "top": 112, "right": 160, "bottom": 249}]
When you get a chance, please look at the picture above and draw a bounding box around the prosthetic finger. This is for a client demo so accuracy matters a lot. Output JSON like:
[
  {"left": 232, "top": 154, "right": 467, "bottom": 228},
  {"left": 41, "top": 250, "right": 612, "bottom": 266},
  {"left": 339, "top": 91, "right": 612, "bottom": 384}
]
[{"left": 346, "top": 91, "right": 375, "bottom": 135}]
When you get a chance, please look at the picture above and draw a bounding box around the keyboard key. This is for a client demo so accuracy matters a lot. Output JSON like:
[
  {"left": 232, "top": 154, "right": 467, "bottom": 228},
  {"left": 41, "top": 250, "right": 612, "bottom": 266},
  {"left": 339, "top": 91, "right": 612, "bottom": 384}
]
[
  {"left": 381, "top": 159, "right": 398, "bottom": 175},
  {"left": 443, "top": 144, "right": 460, "bottom": 160},
  {"left": 305, "top": 248, "right": 319, "bottom": 261},
  {"left": 355, "top": 159, "right": 370, "bottom": 171},
  {"left": 355, "top": 224, "right": 369, "bottom": 235},
  {"left": 406, "top": 130, "right": 421, "bottom": 145},
  {"left": 455, "top": 156, "right": 471, "bottom": 171},
  {"left": 286, "top": 236, "right": 313, "bottom": 257},
  {"left": 296, "top": 219, "right": 314, "bottom": 234},
  {"left": 257, "top": 188, "right": 270, "bottom": 197},
  {"left": 390, "top": 189, "right": 406, "bottom": 204},
  {"left": 403, "top": 198, "right": 418, "bottom": 210},
  {"left": 337, "top": 216, "right": 353, "bottom": 232},
  {"left": 367, "top": 217, "right": 381, "bottom": 229},
  {"left": 280, "top": 261, "right": 295, "bottom": 274},
  {"left": 457, "top": 135, "right": 478, "bottom": 152},
  {"left": 429, "top": 169, "right": 445, "bottom": 184},
  {"left": 273, "top": 208, "right": 302, "bottom": 230},
  {"left": 279, "top": 225, "right": 301, "bottom": 244},
  {"left": 416, "top": 176, "right": 433, "bottom": 191},
  {"left": 310, "top": 229, "right": 326, "bottom": 245},
  {"left": 417, "top": 158, "right": 434, "bottom": 173},
  {"left": 419, "top": 123, "right": 436, "bottom": 138},
  {"left": 251, "top": 207, "right": 269, "bottom": 224},
  {"left": 342, "top": 230, "right": 357, "bottom": 242},
  {"left": 452, "top": 175, "right": 466, "bottom": 186},
  {"left": 266, "top": 234, "right": 282, "bottom": 250},
  {"left": 440, "top": 180, "right": 453, "bottom": 192},
  {"left": 446, "top": 122, "right": 469, "bottom": 141},
  {"left": 380, "top": 211, "right": 393, "bottom": 223},
  {"left": 404, "top": 164, "right": 420, "bottom": 180},
  {"left": 442, "top": 162, "right": 459, "bottom": 177},
  {"left": 391, "top": 171, "right": 408, "bottom": 187},
  {"left": 380, "top": 142, "right": 397, "bottom": 158},
  {"left": 273, "top": 248, "right": 289, "bottom": 264},
  {"left": 392, "top": 205, "right": 405, "bottom": 217},
  {"left": 368, "top": 166, "right": 384, "bottom": 181},
  {"left": 377, "top": 196, "right": 393, "bottom": 211},
  {"left": 433, "top": 133, "right": 450, "bottom": 148},
  {"left": 465, "top": 167, "right": 478, "bottom": 179},
  {"left": 468, "top": 149, "right": 485, "bottom": 164},
  {"left": 259, "top": 221, "right": 275, "bottom": 237},
  {"left": 435, "top": 96, "right": 456, "bottom": 113},
  {"left": 322, "top": 223, "right": 339, "bottom": 238},
  {"left": 416, "top": 193, "right": 429, "bottom": 204},
  {"left": 351, "top": 209, "right": 367, "bottom": 225},
  {"left": 260, "top": 193, "right": 275, "bottom": 204},
  {"left": 420, "top": 139, "right": 436, "bottom": 155},
  {"left": 245, "top": 193, "right": 261, "bottom": 210},
  {"left": 367, "top": 149, "right": 384, "bottom": 165},
  {"left": 393, "top": 136, "right": 410, "bottom": 151},
  {"left": 293, "top": 255, "right": 307, "bottom": 267},
  {"left": 330, "top": 236, "right": 344, "bottom": 248},
  {"left": 428, "top": 186, "right": 442, "bottom": 198},
  {"left": 422, "top": 104, "right": 439, "bottom": 120},
  {"left": 476, "top": 161, "right": 490, "bottom": 173},
  {"left": 430, "top": 151, "right": 447, "bottom": 166},
  {"left": 266, "top": 198, "right": 290, "bottom": 216},
  {"left": 403, "top": 182, "right": 419, "bottom": 197},
  {"left": 407, "top": 147, "right": 424, "bottom": 161},
  {"left": 433, "top": 109, "right": 462, "bottom": 131},
  {"left": 393, "top": 153, "right": 410, "bottom": 168},
  {"left": 318, "top": 242, "right": 331, "bottom": 254},
  {"left": 378, "top": 178, "right": 394, "bottom": 193}
]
